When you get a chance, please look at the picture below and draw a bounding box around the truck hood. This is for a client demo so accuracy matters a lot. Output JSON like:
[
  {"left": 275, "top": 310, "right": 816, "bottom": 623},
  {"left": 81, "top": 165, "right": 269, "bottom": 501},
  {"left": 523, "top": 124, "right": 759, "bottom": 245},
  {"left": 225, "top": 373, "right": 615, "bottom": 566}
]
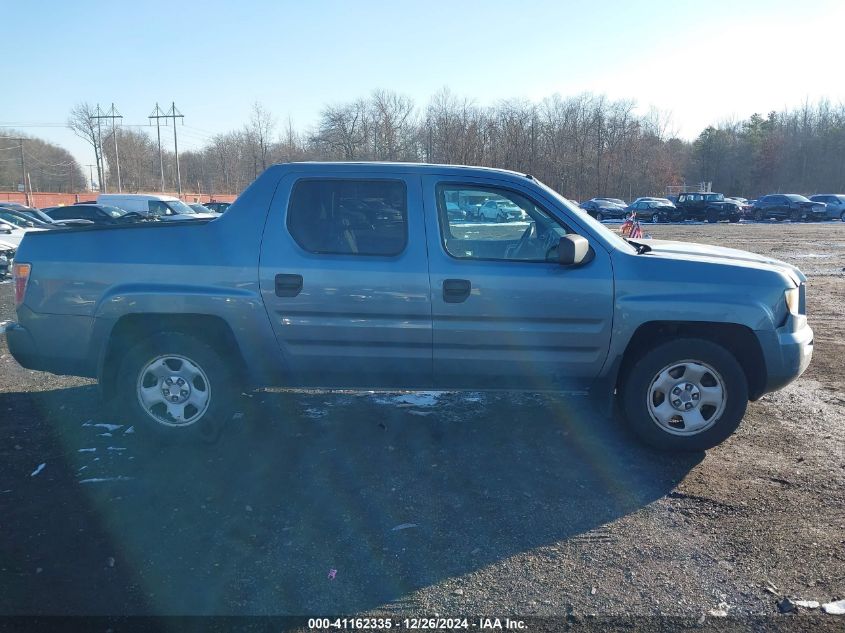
[{"left": 639, "top": 238, "right": 805, "bottom": 285}]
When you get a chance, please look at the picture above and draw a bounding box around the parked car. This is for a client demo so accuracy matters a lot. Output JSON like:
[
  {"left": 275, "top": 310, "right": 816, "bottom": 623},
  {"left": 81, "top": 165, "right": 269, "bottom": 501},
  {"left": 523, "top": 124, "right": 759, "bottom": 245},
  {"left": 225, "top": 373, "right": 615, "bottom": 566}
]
[
  {"left": 674, "top": 192, "right": 741, "bottom": 223},
  {"left": 204, "top": 201, "right": 231, "bottom": 214},
  {"left": 627, "top": 198, "right": 683, "bottom": 223},
  {"left": 97, "top": 194, "right": 217, "bottom": 221},
  {"left": 21, "top": 207, "right": 95, "bottom": 227},
  {"left": 6, "top": 162, "right": 813, "bottom": 453},
  {"left": 445, "top": 202, "right": 466, "bottom": 221},
  {"left": 189, "top": 203, "right": 213, "bottom": 214},
  {"left": 45, "top": 204, "right": 144, "bottom": 226},
  {"left": 808, "top": 194, "right": 845, "bottom": 221},
  {"left": 478, "top": 198, "right": 527, "bottom": 222},
  {"left": 595, "top": 197, "right": 627, "bottom": 207},
  {"left": 0, "top": 208, "right": 52, "bottom": 229},
  {"left": 0, "top": 241, "right": 14, "bottom": 278},
  {"left": 0, "top": 220, "right": 46, "bottom": 248},
  {"left": 751, "top": 194, "right": 826, "bottom": 222},
  {"left": 580, "top": 198, "right": 628, "bottom": 221}
]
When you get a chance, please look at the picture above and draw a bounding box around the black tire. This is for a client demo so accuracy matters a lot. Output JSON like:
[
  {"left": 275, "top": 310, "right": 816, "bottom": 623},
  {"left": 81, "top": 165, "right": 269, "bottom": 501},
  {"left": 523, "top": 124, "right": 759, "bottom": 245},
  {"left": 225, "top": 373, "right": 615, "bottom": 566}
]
[
  {"left": 754, "top": 209, "right": 764, "bottom": 222},
  {"left": 729, "top": 215, "right": 740, "bottom": 223},
  {"left": 620, "top": 338, "right": 748, "bottom": 452},
  {"left": 651, "top": 212, "right": 661, "bottom": 224},
  {"left": 790, "top": 209, "right": 801, "bottom": 222},
  {"left": 596, "top": 212, "right": 604, "bottom": 222},
  {"left": 706, "top": 210, "right": 719, "bottom": 223},
  {"left": 496, "top": 212, "right": 505, "bottom": 223},
  {"left": 841, "top": 211, "right": 845, "bottom": 222},
  {"left": 115, "top": 331, "right": 240, "bottom": 443}
]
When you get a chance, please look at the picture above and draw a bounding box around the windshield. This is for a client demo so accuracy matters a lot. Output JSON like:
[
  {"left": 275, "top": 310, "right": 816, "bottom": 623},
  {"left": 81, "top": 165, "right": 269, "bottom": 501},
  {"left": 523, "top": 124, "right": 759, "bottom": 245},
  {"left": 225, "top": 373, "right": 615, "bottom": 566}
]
[
  {"left": 536, "top": 179, "right": 637, "bottom": 253},
  {"left": 98, "top": 205, "right": 125, "bottom": 218},
  {"left": 166, "top": 199, "right": 198, "bottom": 215},
  {"left": 0, "top": 212, "right": 39, "bottom": 228},
  {"left": 785, "top": 194, "right": 810, "bottom": 202}
]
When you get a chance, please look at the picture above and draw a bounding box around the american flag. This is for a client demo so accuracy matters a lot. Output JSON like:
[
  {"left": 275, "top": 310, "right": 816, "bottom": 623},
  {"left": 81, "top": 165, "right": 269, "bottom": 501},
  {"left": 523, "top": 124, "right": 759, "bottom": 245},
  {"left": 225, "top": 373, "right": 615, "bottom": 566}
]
[{"left": 621, "top": 212, "right": 643, "bottom": 238}]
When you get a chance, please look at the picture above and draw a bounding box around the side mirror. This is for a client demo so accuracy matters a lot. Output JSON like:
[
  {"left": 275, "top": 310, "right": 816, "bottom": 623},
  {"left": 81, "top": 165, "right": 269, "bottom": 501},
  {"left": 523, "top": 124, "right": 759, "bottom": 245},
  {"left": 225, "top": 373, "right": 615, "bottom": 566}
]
[
  {"left": 557, "top": 234, "right": 592, "bottom": 266},
  {"left": 0, "top": 226, "right": 11, "bottom": 234}
]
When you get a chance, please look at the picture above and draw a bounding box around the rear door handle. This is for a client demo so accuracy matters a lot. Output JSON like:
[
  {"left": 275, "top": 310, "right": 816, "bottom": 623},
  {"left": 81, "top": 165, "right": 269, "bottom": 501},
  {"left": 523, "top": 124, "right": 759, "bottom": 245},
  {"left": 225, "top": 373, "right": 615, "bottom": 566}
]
[
  {"left": 443, "top": 279, "right": 471, "bottom": 303},
  {"left": 275, "top": 273, "right": 303, "bottom": 297}
]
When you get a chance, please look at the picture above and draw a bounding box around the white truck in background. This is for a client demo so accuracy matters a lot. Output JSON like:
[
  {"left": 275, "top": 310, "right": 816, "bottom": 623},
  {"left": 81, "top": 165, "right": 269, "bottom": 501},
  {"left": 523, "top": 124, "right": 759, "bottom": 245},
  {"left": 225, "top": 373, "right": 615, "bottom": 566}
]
[{"left": 97, "top": 194, "right": 216, "bottom": 221}]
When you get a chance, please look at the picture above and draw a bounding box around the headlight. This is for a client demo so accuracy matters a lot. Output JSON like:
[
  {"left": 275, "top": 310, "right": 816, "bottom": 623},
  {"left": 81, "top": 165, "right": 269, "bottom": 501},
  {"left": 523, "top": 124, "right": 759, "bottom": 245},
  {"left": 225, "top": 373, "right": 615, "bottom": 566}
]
[{"left": 784, "top": 287, "right": 800, "bottom": 315}]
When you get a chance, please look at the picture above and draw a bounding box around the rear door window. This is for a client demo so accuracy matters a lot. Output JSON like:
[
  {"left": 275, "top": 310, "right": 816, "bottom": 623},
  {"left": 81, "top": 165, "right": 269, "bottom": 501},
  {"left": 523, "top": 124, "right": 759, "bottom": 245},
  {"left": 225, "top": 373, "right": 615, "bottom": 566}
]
[{"left": 287, "top": 179, "right": 407, "bottom": 256}]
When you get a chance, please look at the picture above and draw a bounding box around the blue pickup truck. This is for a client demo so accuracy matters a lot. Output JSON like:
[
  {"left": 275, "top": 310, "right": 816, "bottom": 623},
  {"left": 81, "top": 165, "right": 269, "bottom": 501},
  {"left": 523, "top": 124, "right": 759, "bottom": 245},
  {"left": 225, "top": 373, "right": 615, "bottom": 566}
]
[{"left": 6, "top": 163, "right": 813, "bottom": 451}]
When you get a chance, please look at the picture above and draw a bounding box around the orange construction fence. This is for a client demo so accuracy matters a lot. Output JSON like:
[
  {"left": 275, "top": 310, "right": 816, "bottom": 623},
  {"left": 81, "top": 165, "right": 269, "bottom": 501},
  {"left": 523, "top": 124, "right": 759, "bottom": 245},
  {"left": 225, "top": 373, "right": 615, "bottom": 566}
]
[{"left": 0, "top": 191, "right": 238, "bottom": 209}]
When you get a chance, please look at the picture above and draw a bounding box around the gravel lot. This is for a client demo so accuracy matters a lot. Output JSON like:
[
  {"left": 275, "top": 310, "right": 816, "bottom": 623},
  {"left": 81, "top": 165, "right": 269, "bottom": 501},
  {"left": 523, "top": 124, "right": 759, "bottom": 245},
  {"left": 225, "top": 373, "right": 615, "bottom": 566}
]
[{"left": 0, "top": 222, "right": 843, "bottom": 627}]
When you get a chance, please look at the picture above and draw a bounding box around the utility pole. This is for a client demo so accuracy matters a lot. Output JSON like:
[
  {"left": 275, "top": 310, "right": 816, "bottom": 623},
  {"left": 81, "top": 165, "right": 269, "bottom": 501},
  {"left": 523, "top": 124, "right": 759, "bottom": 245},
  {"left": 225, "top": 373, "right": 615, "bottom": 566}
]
[
  {"left": 86, "top": 164, "right": 96, "bottom": 191},
  {"left": 91, "top": 104, "right": 107, "bottom": 193},
  {"left": 149, "top": 103, "right": 168, "bottom": 192},
  {"left": 91, "top": 104, "right": 123, "bottom": 192},
  {"left": 150, "top": 102, "right": 184, "bottom": 194},
  {"left": 19, "top": 138, "right": 29, "bottom": 206}
]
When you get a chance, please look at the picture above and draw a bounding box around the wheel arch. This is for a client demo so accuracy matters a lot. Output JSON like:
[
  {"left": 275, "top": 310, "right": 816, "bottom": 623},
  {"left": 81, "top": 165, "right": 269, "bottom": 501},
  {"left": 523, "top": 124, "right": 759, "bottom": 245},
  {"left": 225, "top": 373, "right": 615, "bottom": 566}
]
[
  {"left": 99, "top": 313, "right": 248, "bottom": 400},
  {"left": 614, "top": 321, "right": 767, "bottom": 401}
]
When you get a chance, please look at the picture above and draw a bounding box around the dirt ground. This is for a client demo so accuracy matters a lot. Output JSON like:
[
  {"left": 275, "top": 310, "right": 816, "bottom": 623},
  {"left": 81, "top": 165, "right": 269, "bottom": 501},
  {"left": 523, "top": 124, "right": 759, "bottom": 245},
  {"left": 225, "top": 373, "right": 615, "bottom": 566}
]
[{"left": 0, "top": 221, "right": 843, "bottom": 628}]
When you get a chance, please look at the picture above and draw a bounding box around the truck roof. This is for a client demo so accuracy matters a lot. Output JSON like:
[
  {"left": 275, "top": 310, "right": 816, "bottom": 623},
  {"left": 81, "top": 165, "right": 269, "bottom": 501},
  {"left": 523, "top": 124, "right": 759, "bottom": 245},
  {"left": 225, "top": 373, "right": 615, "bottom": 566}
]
[
  {"left": 98, "top": 193, "right": 180, "bottom": 201},
  {"left": 274, "top": 161, "right": 534, "bottom": 180}
]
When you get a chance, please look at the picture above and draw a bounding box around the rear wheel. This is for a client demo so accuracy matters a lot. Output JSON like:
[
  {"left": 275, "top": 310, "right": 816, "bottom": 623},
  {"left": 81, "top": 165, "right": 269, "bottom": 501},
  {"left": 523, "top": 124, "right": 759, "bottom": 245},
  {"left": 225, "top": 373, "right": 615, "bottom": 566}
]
[
  {"left": 116, "top": 331, "right": 240, "bottom": 442},
  {"left": 841, "top": 211, "right": 845, "bottom": 222},
  {"left": 651, "top": 212, "right": 661, "bottom": 224},
  {"left": 754, "top": 209, "right": 764, "bottom": 221},
  {"left": 620, "top": 338, "right": 748, "bottom": 451},
  {"left": 706, "top": 210, "right": 719, "bottom": 223},
  {"left": 729, "top": 215, "right": 740, "bottom": 223},
  {"left": 790, "top": 209, "right": 801, "bottom": 222},
  {"left": 596, "top": 211, "right": 605, "bottom": 222}
]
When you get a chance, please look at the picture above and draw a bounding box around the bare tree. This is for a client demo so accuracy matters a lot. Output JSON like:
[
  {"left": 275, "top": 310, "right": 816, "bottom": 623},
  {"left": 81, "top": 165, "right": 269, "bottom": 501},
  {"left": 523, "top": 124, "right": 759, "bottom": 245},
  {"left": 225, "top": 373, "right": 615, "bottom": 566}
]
[{"left": 68, "top": 102, "right": 104, "bottom": 191}]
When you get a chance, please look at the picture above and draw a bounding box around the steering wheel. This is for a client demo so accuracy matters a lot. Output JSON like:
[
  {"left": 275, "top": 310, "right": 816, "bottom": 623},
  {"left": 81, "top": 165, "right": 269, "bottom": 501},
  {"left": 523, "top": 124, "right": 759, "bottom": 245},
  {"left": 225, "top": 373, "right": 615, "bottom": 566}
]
[{"left": 509, "top": 221, "right": 538, "bottom": 258}]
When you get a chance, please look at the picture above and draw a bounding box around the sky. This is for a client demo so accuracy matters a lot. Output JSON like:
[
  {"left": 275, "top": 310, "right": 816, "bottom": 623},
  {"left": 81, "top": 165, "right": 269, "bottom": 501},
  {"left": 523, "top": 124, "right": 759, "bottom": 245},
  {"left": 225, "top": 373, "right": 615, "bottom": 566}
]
[{"left": 2, "top": 0, "right": 844, "bottom": 168}]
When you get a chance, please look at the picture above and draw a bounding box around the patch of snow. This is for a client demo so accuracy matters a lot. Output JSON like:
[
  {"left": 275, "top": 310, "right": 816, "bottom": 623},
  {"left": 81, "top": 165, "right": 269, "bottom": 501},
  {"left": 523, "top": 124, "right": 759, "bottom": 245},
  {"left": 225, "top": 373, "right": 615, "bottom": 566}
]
[
  {"left": 78, "top": 448, "right": 97, "bottom": 453},
  {"left": 82, "top": 422, "right": 123, "bottom": 432},
  {"left": 106, "top": 446, "right": 127, "bottom": 452},
  {"left": 98, "top": 433, "right": 113, "bottom": 438},
  {"left": 124, "top": 426, "right": 135, "bottom": 435},
  {"left": 304, "top": 408, "right": 328, "bottom": 419},
  {"left": 30, "top": 463, "right": 46, "bottom": 477},
  {"left": 79, "top": 476, "right": 133, "bottom": 484},
  {"left": 376, "top": 391, "right": 444, "bottom": 408}
]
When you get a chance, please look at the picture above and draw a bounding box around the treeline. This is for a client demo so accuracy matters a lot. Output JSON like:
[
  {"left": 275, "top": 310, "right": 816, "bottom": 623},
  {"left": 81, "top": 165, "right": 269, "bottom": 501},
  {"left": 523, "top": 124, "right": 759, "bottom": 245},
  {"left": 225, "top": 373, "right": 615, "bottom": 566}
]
[
  {"left": 61, "top": 93, "right": 845, "bottom": 199},
  {"left": 0, "top": 131, "right": 85, "bottom": 193}
]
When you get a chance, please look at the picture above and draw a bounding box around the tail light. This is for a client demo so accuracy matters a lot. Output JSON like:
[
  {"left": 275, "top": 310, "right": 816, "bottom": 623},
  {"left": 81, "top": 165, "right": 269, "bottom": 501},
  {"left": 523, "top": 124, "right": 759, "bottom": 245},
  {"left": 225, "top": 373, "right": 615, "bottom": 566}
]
[{"left": 13, "top": 263, "right": 31, "bottom": 307}]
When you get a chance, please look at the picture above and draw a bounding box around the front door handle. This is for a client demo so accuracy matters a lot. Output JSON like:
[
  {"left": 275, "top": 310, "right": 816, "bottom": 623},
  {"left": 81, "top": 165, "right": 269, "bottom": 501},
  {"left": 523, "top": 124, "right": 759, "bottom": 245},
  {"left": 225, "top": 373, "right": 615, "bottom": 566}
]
[
  {"left": 443, "top": 279, "right": 471, "bottom": 303},
  {"left": 275, "top": 274, "right": 303, "bottom": 297}
]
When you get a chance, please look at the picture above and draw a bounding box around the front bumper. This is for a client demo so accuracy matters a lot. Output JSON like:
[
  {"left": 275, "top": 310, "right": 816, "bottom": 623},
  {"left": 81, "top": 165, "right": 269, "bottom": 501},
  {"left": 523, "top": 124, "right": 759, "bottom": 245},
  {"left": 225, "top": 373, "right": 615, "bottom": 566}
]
[{"left": 755, "top": 313, "right": 813, "bottom": 394}]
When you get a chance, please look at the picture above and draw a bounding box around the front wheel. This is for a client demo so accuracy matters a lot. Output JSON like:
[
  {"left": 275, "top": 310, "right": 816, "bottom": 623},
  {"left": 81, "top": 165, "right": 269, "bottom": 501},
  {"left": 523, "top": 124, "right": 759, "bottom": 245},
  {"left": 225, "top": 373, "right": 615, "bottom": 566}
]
[
  {"left": 651, "top": 212, "right": 661, "bottom": 224},
  {"left": 754, "top": 209, "right": 764, "bottom": 221},
  {"left": 596, "top": 212, "right": 605, "bottom": 222},
  {"left": 116, "top": 331, "right": 240, "bottom": 442},
  {"left": 841, "top": 211, "right": 845, "bottom": 222},
  {"left": 620, "top": 338, "right": 748, "bottom": 451},
  {"left": 790, "top": 209, "right": 801, "bottom": 222}
]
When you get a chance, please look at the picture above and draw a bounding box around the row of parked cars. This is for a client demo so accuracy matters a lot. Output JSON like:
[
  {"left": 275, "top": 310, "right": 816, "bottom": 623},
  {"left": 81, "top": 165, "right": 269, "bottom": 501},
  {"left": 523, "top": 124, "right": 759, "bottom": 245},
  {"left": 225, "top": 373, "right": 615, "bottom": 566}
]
[
  {"left": 580, "top": 192, "right": 845, "bottom": 223},
  {"left": 0, "top": 195, "right": 232, "bottom": 276}
]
